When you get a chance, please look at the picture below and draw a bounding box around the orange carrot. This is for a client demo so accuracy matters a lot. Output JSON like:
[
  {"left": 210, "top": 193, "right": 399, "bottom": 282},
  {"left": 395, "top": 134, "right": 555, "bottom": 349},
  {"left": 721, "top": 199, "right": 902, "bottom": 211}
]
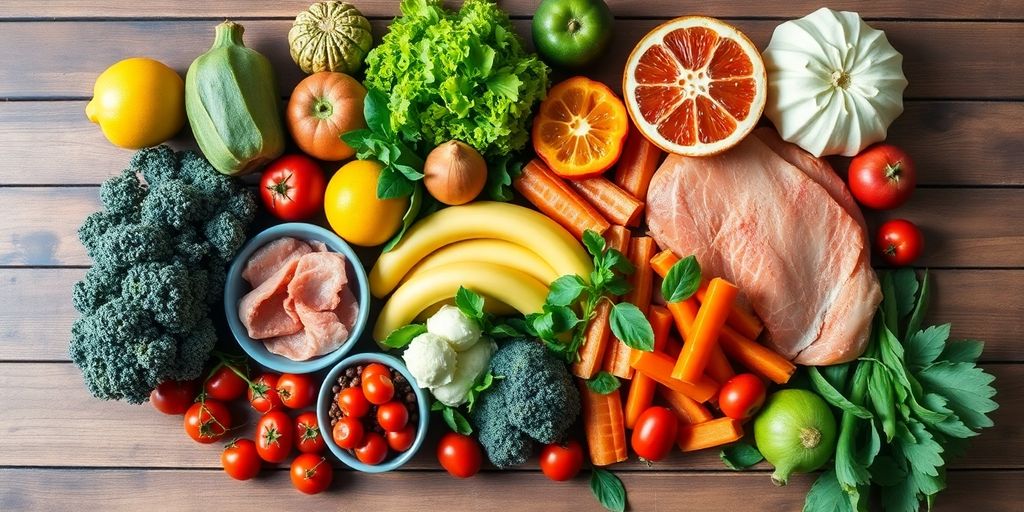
[
  {"left": 718, "top": 325, "right": 796, "bottom": 384},
  {"left": 630, "top": 350, "right": 718, "bottom": 403},
  {"left": 671, "top": 278, "right": 738, "bottom": 383},
  {"left": 706, "top": 344, "right": 736, "bottom": 385},
  {"left": 677, "top": 417, "right": 745, "bottom": 452},
  {"left": 612, "top": 124, "right": 663, "bottom": 202},
  {"left": 604, "top": 236, "right": 655, "bottom": 378},
  {"left": 657, "top": 295, "right": 734, "bottom": 385},
  {"left": 514, "top": 159, "right": 610, "bottom": 239},
  {"left": 572, "top": 301, "right": 612, "bottom": 379},
  {"left": 696, "top": 280, "right": 763, "bottom": 340},
  {"left": 650, "top": 250, "right": 678, "bottom": 278},
  {"left": 624, "top": 306, "right": 673, "bottom": 428},
  {"left": 658, "top": 386, "right": 714, "bottom": 424},
  {"left": 578, "top": 380, "right": 628, "bottom": 466},
  {"left": 567, "top": 176, "right": 644, "bottom": 227}
]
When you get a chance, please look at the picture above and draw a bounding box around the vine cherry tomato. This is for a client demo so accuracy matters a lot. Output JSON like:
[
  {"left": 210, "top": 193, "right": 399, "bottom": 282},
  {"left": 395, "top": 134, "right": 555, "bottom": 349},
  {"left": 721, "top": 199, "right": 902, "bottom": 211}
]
[
  {"left": 332, "top": 416, "right": 365, "bottom": 450},
  {"left": 150, "top": 379, "right": 198, "bottom": 415},
  {"left": 184, "top": 399, "right": 232, "bottom": 444},
  {"left": 295, "top": 411, "right": 325, "bottom": 454},
  {"left": 377, "top": 401, "right": 409, "bottom": 432},
  {"left": 221, "top": 438, "right": 261, "bottom": 481},
  {"left": 718, "top": 373, "right": 768, "bottom": 420},
  {"left": 290, "top": 454, "right": 333, "bottom": 495},
  {"left": 336, "top": 386, "right": 370, "bottom": 418},
  {"left": 540, "top": 439, "right": 584, "bottom": 481},
  {"left": 437, "top": 432, "right": 482, "bottom": 478},
  {"left": 877, "top": 219, "right": 924, "bottom": 267},
  {"left": 259, "top": 154, "right": 326, "bottom": 221},
  {"left": 631, "top": 407, "right": 678, "bottom": 462},
  {"left": 355, "top": 432, "right": 388, "bottom": 465},
  {"left": 277, "top": 373, "right": 316, "bottom": 409},
  {"left": 204, "top": 364, "right": 248, "bottom": 402},
  {"left": 248, "top": 372, "right": 283, "bottom": 413},
  {"left": 361, "top": 363, "right": 391, "bottom": 382},
  {"left": 362, "top": 373, "right": 395, "bottom": 405},
  {"left": 387, "top": 425, "right": 416, "bottom": 452},
  {"left": 848, "top": 144, "right": 917, "bottom": 210},
  {"left": 256, "top": 410, "right": 295, "bottom": 463}
]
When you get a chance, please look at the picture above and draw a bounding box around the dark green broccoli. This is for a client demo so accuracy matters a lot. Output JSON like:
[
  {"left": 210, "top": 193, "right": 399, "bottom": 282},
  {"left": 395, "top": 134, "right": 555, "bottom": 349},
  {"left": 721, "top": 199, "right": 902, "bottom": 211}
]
[
  {"left": 470, "top": 338, "right": 581, "bottom": 468},
  {"left": 69, "top": 146, "right": 255, "bottom": 404}
]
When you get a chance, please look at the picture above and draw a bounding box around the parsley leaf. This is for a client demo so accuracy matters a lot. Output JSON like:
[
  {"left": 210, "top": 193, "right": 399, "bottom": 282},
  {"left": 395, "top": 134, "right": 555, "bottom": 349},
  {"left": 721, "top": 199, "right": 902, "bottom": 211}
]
[
  {"left": 904, "top": 324, "right": 950, "bottom": 370},
  {"left": 916, "top": 361, "right": 998, "bottom": 431},
  {"left": 803, "top": 470, "right": 855, "bottom": 512}
]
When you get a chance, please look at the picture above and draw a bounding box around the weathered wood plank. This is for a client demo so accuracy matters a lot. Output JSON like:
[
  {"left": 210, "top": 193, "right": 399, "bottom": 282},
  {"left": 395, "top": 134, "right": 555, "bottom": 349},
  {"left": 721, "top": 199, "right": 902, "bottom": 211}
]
[{"left": 2, "top": 20, "right": 1021, "bottom": 99}]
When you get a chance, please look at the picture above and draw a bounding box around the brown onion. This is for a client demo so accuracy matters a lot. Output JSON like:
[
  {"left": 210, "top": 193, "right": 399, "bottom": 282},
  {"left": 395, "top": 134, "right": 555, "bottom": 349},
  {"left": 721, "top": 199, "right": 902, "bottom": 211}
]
[{"left": 423, "top": 140, "right": 487, "bottom": 205}]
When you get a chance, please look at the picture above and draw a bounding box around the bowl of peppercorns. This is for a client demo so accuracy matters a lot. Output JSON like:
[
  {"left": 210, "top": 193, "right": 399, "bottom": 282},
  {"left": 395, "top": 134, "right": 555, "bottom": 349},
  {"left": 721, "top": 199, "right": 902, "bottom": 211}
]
[{"left": 317, "top": 352, "right": 429, "bottom": 472}]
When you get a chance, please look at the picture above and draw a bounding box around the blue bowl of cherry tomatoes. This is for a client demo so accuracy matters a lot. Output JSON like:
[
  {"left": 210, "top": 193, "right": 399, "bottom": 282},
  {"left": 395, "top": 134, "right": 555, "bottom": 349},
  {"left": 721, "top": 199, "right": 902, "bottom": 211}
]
[{"left": 317, "top": 352, "right": 430, "bottom": 473}]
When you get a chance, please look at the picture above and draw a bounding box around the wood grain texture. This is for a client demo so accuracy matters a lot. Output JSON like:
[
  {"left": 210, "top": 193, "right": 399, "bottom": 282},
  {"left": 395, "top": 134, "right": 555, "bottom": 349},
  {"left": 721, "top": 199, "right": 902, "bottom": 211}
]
[{"left": 2, "top": 20, "right": 1022, "bottom": 99}]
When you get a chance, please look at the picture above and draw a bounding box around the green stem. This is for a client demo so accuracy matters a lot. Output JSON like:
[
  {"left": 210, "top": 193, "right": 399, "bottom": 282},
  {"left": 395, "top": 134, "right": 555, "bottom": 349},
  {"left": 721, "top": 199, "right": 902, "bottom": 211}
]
[{"left": 213, "top": 21, "right": 245, "bottom": 48}]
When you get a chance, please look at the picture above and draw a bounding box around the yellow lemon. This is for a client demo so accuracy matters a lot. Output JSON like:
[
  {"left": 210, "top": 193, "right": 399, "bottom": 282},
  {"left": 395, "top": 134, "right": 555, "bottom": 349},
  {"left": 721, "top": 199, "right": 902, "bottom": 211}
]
[
  {"left": 325, "top": 160, "right": 409, "bottom": 247},
  {"left": 85, "top": 57, "right": 185, "bottom": 149}
]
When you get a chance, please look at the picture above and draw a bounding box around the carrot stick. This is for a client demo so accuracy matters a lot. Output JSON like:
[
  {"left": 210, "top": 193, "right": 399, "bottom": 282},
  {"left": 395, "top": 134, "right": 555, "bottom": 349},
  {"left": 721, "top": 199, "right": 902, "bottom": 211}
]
[
  {"left": 705, "top": 344, "right": 736, "bottom": 385},
  {"left": 572, "top": 301, "right": 612, "bottom": 379},
  {"left": 672, "top": 278, "right": 738, "bottom": 383},
  {"left": 657, "top": 297, "right": 734, "bottom": 385},
  {"left": 677, "top": 417, "right": 745, "bottom": 452},
  {"left": 612, "top": 124, "right": 663, "bottom": 202},
  {"left": 658, "top": 385, "right": 714, "bottom": 424},
  {"left": 514, "top": 159, "right": 610, "bottom": 239},
  {"left": 578, "top": 380, "right": 628, "bottom": 466},
  {"left": 624, "top": 306, "right": 672, "bottom": 429},
  {"left": 697, "top": 281, "right": 763, "bottom": 340},
  {"left": 650, "top": 250, "right": 678, "bottom": 278},
  {"left": 718, "top": 325, "right": 796, "bottom": 385},
  {"left": 567, "top": 176, "right": 644, "bottom": 227},
  {"left": 630, "top": 350, "right": 718, "bottom": 403},
  {"left": 604, "top": 236, "right": 655, "bottom": 378}
]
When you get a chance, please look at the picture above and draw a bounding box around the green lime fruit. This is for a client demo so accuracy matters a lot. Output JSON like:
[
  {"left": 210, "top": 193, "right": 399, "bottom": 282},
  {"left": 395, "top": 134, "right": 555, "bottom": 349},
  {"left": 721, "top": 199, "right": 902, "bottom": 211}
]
[{"left": 532, "top": 0, "right": 614, "bottom": 69}]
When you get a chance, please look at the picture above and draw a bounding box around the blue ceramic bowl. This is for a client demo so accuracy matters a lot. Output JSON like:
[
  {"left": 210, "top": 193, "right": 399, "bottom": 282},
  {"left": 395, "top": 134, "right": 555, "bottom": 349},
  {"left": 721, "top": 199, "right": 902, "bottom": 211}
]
[
  {"left": 224, "top": 223, "right": 370, "bottom": 374},
  {"left": 318, "top": 352, "right": 430, "bottom": 472}
]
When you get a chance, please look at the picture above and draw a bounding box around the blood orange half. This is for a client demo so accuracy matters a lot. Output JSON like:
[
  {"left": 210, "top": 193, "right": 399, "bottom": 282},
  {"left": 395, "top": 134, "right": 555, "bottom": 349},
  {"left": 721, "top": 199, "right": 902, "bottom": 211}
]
[{"left": 623, "top": 17, "right": 767, "bottom": 156}]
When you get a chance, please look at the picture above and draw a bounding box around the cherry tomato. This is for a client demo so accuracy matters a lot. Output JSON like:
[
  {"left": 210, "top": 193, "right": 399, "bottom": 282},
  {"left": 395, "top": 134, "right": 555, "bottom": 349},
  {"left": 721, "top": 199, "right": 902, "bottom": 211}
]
[
  {"left": 295, "top": 411, "right": 325, "bottom": 454},
  {"left": 277, "top": 373, "right": 316, "bottom": 410},
  {"left": 877, "top": 219, "right": 924, "bottom": 267},
  {"left": 386, "top": 424, "right": 416, "bottom": 452},
  {"left": 150, "top": 379, "right": 198, "bottom": 415},
  {"left": 290, "top": 454, "right": 333, "bottom": 495},
  {"left": 256, "top": 410, "right": 295, "bottom": 463},
  {"left": 631, "top": 407, "right": 678, "bottom": 462},
  {"left": 848, "top": 144, "right": 916, "bottom": 210},
  {"left": 184, "top": 399, "right": 232, "bottom": 444},
  {"left": 437, "top": 432, "right": 482, "bottom": 478},
  {"left": 362, "top": 373, "right": 395, "bottom": 405},
  {"left": 221, "top": 438, "right": 261, "bottom": 481},
  {"left": 539, "top": 439, "right": 584, "bottom": 482},
  {"left": 204, "top": 365, "right": 248, "bottom": 402},
  {"left": 248, "top": 373, "right": 283, "bottom": 414},
  {"left": 377, "top": 401, "right": 409, "bottom": 432},
  {"left": 361, "top": 363, "right": 390, "bottom": 382},
  {"left": 336, "top": 387, "right": 370, "bottom": 418},
  {"left": 332, "top": 416, "right": 365, "bottom": 450},
  {"left": 719, "top": 373, "right": 768, "bottom": 420},
  {"left": 355, "top": 432, "right": 389, "bottom": 465},
  {"left": 259, "top": 154, "right": 326, "bottom": 221}
]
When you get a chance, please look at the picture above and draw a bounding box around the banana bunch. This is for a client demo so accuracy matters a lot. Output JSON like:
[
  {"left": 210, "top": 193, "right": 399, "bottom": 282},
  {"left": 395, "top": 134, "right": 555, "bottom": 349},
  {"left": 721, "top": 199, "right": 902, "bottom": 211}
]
[{"left": 370, "top": 202, "right": 593, "bottom": 343}]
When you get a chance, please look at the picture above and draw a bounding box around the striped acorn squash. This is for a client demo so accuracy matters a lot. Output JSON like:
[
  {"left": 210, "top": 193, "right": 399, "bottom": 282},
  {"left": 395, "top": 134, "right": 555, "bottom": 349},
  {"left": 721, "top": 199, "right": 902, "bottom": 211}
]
[{"left": 288, "top": 1, "right": 373, "bottom": 75}]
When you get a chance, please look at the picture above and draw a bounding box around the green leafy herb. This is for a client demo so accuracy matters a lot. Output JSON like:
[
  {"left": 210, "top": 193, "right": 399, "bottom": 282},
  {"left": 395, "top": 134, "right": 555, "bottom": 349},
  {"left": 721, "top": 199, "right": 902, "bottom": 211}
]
[
  {"left": 547, "top": 275, "right": 587, "bottom": 307},
  {"left": 609, "top": 302, "right": 654, "bottom": 351},
  {"left": 432, "top": 400, "right": 473, "bottom": 435},
  {"left": 465, "top": 371, "right": 500, "bottom": 412},
  {"left": 455, "top": 286, "right": 486, "bottom": 321},
  {"left": 720, "top": 442, "right": 764, "bottom": 470},
  {"left": 341, "top": 89, "right": 426, "bottom": 200},
  {"left": 808, "top": 367, "right": 873, "bottom": 419},
  {"left": 661, "top": 255, "right": 701, "bottom": 303},
  {"left": 587, "top": 371, "right": 621, "bottom": 395},
  {"left": 590, "top": 468, "right": 626, "bottom": 512},
  {"left": 381, "top": 323, "right": 427, "bottom": 349},
  {"left": 381, "top": 183, "right": 424, "bottom": 252}
]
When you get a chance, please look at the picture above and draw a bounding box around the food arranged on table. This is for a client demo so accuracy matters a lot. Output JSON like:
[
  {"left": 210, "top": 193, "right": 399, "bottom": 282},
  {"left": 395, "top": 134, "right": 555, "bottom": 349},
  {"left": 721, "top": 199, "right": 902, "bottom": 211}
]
[{"left": 75, "top": 0, "right": 999, "bottom": 510}]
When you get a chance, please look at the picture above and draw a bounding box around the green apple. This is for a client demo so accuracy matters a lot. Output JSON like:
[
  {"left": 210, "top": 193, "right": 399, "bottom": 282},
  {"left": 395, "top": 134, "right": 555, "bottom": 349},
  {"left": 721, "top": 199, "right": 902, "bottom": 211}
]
[{"left": 532, "top": 0, "right": 614, "bottom": 69}]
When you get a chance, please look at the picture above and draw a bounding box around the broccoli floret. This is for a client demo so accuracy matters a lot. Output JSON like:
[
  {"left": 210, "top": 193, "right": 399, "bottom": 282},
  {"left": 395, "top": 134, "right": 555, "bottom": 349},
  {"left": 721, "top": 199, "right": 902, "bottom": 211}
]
[
  {"left": 121, "top": 262, "right": 208, "bottom": 334},
  {"left": 94, "top": 223, "right": 172, "bottom": 268},
  {"left": 203, "top": 210, "right": 250, "bottom": 262},
  {"left": 72, "top": 264, "right": 121, "bottom": 315},
  {"left": 470, "top": 338, "right": 581, "bottom": 467},
  {"left": 131, "top": 145, "right": 179, "bottom": 185},
  {"left": 140, "top": 179, "right": 206, "bottom": 229},
  {"left": 171, "top": 230, "right": 212, "bottom": 266},
  {"left": 99, "top": 169, "right": 146, "bottom": 217},
  {"left": 176, "top": 150, "right": 235, "bottom": 198}
]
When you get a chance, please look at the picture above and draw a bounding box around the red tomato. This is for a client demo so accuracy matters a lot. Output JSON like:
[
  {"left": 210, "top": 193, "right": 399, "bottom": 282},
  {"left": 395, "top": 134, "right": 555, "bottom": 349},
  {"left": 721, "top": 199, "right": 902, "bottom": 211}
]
[
  {"left": 336, "top": 387, "right": 370, "bottom": 418},
  {"left": 332, "top": 416, "right": 365, "bottom": 450},
  {"left": 631, "top": 407, "right": 678, "bottom": 461},
  {"left": 355, "top": 432, "right": 389, "bottom": 465},
  {"left": 290, "top": 454, "right": 333, "bottom": 495},
  {"left": 877, "top": 219, "right": 924, "bottom": 266},
  {"left": 539, "top": 439, "right": 584, "bottom": 482},
  {"left": 362, "top": 374, "right": 395, "bottom": 405},
  {"left": 259, "top": 154, "right": 326, "bottom": 221},
  {"left": 221, "top": 439, "right": 261, "bottom": 481},
  {"left": 437, "top": 432, "right": 482, "bottom": 478},
  {"left": 361, "top": 363, "right": 390, "bottom": 382},
  {"left": 377, "top": 401, "right": 409, "bottom": 432},
  {"left": 718, "top": 373, "right": 767, "bottom": 420},
  {"left": 150, "top": 379, "right": 197, "bottom": 415},
  {"left": 248, "top": 373, "right": 283, "bottom": 414},
  {"left": 204, "top": 365, "right": 248, "bottom": 402},
  {"left": 277, "top": 373, "right": 316, "bottom": 410},
  {"left": 295, "top": 411, "right": 325, "bottom": 454},
  {"left": 184, "top": 399, "right": 232, "bottom": 444},
  {"left": 386, "top": 425, "right": 416, "bottom": 452},
  {"left": 256, "top": 410, "right": 295, "bottom": 463},
  {"left": 848, "top": 144, "right": 917, "bottom": 210}
]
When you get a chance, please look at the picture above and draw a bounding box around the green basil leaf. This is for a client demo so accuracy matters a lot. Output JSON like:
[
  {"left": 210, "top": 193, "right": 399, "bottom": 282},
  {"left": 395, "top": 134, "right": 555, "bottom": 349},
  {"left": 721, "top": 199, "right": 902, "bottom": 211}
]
[
  {"left": 604, "top": 249, "right": 634, "bottom": 275},
  {"left": 382, "top": 184, "right": 424, "bottom": 252},
  {"left": 364, "top": 88, "right": 393, "bottom": 136},
  {"left": 546, "top": 304, "right": 581, "bottom": 334},
  {"left": 586, "top": 371, "right": 621, "bottom": 395},
  {"left": 440, "top": 405, "right": 473, "bottom": 435},
  {"left": 503, "top": 317, "right": 535, "bottom": 337},
  {"left": 488, "top": 322, "right": 523, "bottom": 338},
  {"left": 662, "top": 255, "right": 701, "bottom": 303},
  {"left": 609, "top": 302, "right": 654, "bottom": 352},
  {"left": 377, "top": 166, "right": 415, "bottom": 199},
  {"left": 530, "top": 311, "right": 555, "bottom": 340},
  {"left": 720, "top": 442, "right": 763, "bottom": 470},
  {"left": 430, "top": 400, "right": 445, "bottom": 412},
  {"left": 604, "top": 275, "right": 632, "bottom": 297},
  {"left": 382, "top": 323, "right": 427, "bottom": 349},
  {"left": 582, "top": 229, "right": 606, "bottom": 260},
  {"left": 340, "top": 128, "right": 374, "bottom": 149},
  {"left": 486, "top": 154, "right": 522, "bottom": 201},
  {"left": 455, "top": 286, "right": 485, "bottom": 320},
  {"left": 547, "top": 274, "right": 587, "bottom": 306},
  {"left": 808, "top": 367, "right": 873, "bottom": 419},
  {"left": 590, "top": 468, "right": 626, "bottom": 512}
]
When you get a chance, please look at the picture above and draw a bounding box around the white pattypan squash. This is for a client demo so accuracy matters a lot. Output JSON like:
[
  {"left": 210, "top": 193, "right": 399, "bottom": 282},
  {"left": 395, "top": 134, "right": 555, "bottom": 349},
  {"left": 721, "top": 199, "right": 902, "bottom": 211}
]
[{"left": 762, "top": 8, "right": 908, "bottom": 157}]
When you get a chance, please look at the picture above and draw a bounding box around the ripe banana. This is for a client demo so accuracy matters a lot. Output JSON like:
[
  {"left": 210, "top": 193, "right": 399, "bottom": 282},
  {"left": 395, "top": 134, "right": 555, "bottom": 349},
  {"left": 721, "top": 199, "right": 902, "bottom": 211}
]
[
  {"left": 416, "top": 296, "right": 518, "bottom": 321},
  {"left": 369, "top": 201, "right": 592, "bottom": 298},
  {"left": 373, "top": 261, "right": 548, "bottom": 343},
  {"left": 400, "top": 239, "right": 560, "bottom": 290}
]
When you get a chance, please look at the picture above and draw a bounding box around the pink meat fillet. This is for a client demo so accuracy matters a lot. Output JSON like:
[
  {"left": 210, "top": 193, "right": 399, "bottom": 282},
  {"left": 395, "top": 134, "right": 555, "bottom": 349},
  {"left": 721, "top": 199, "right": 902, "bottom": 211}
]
[
  {"left": 265, "top": 288, "right": 360, "bottom": 361},
  {"left": 287, "top": 252, "right": 350, "bottom": 311},
  {"left": 238, "top": 259, "right": 303, "bottom": 339},
  {"left": 646, "top": 134, "right": 880, "bottom": 365},
  {"left": 241, "top": 237, "right": 313, "bottom": 286}
]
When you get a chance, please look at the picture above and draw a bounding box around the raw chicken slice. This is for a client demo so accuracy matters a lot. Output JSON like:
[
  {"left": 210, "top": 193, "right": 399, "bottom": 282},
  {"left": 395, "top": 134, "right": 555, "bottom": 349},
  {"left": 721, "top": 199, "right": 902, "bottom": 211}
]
[
  {"left": 265, "top": 287, "right": 360, "bottom": 361},
  {"left": 287, "top": 252, "right": 349, "bottom": 311},
  {"left": 241, "top": 237, "right": 313, "bottom": 286},
  {"left": 238, "top": 259, "right": 303, "bottom": 339}
]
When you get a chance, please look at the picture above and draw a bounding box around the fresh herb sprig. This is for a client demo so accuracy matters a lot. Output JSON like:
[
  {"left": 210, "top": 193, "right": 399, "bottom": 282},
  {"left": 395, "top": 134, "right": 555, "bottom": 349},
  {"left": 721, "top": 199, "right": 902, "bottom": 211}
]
[
  {"left": 380, "top": 286, "right": 525, "bottom": 350},
  {"left": 341, "top": 89, "right": 425, "bottom": 200}
]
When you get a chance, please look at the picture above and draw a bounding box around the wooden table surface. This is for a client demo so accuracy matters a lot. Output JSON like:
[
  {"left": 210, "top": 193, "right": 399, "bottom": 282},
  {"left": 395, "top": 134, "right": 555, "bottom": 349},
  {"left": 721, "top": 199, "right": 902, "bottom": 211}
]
[{"left": 1, "top": 1, "right": 1021, "bottom": 510}]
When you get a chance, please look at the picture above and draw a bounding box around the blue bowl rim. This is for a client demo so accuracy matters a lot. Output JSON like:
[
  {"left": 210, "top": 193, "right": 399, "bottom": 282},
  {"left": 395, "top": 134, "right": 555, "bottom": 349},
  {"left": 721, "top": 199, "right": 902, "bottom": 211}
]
[
  {"left": 317, "top": 352, "right": 430, "bottom": 473},
  {"left": 223, "top": 222, "right": 371, "bottom": 374}
]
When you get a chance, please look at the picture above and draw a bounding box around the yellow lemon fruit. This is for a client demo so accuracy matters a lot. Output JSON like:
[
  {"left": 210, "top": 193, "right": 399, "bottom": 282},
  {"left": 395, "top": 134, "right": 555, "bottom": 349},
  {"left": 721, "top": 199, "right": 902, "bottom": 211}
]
[
  {"left": 325, "top": 160, "right": 409, "bottom": 247},
  {"left": 85, "top": 57, "right": 186, "bottom": 149}
]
